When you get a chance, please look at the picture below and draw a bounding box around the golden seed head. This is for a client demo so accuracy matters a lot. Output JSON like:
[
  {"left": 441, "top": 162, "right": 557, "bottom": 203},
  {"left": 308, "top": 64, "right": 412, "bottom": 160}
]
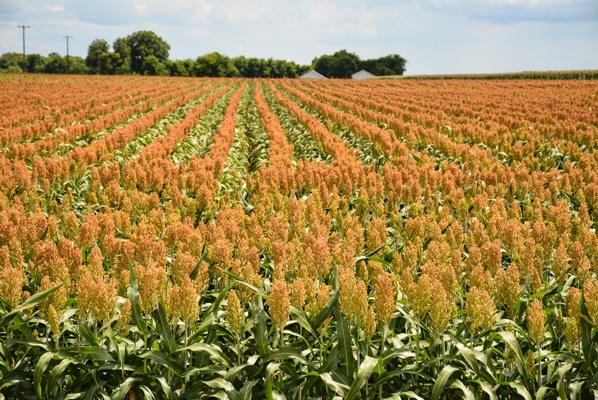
[
  {"left": 47, "top": 304, "right": 60, "bottom": 338},
  {"left": 119, "top": 299, "right": 132, "bottom": 334},
  {"left": 465, "top": 287, "right": 497, "bottom": 335},
  {"left": 364, "top": 306, "right": 376, "bottom": 341},
  {"left": 77, "top": 271, "right": 117, "bottom": 323},
  {"left": 166, "top": 276, "right": 199, "bottom": 326},
  {"left": 0, "top": 264, "right": 25, "bottom": 308},
  {"left": 495, "top": 263, "right": 522, "bottom": 319},
  {"left": 566, "top": 287, "right": 581, "bottom": 321},
  {"left": 375, "top": 272, "right": 396, "bottom": 328},
  {"left": 428, "top": 278, "right": 456, "bottom": 334},
  {"left": 171, "top": 250, "right": 197, "bottom": 286},
  {"left": 289, "top": 279, "right": 306, "bottom": 310},
  {"left": 268, "top": 279, "right": 290, "bottom": 332},
  {"left": 227, "top": 289, "right": 245, "bottom": 336},
  {"left": 583, "top": 278, "right": 598, "bottom": 329},
  {"left": 551, "top": 242, "right": 569, "bottom": 285},
  {"left": 526, "top": 299, "right": 546, "bottom": 346}
]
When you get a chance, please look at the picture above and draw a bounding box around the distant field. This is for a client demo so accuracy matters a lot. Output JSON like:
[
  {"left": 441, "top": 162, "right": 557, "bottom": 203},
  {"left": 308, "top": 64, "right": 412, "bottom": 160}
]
[
  {"left": 1, "top": 74, "right": 598, "bottom": 398},
  {"left": 378, "top": 69, "right": 598, "bottom": 80}
]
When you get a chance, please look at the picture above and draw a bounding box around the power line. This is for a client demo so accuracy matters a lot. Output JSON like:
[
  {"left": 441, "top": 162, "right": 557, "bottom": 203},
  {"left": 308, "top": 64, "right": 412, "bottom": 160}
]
[
  {"left": 63, "top": 35, "right": 73, "bottom": 73},
  {"left": 17, "top": 25, "right": 30, "bottom": 73}
]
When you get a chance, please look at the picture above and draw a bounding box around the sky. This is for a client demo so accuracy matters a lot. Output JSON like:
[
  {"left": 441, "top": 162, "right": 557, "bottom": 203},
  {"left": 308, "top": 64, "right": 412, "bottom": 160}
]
[{"left": 0, "top": 0, "right": 597, "bottom": 75}]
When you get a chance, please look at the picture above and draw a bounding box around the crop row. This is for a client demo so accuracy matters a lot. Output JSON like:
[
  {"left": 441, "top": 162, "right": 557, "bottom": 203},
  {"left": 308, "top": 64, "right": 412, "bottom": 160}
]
[{"left": 0, "top": 75, "right": 598, "bottom": 399}]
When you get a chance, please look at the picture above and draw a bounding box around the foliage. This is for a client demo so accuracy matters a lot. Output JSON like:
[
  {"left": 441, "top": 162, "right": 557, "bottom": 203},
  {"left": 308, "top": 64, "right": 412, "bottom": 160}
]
[
  {"left": 312, "top": 50, "right": 407, "bottom": 78},
  {"left": 312, "top": 50, "right": 360, "bottom": 79},
  {"left": 126, "top": 30, "right": 171, "bottom": 75},
  {"left": 194, "top": 52, "right": 240, "bottom": 78}
]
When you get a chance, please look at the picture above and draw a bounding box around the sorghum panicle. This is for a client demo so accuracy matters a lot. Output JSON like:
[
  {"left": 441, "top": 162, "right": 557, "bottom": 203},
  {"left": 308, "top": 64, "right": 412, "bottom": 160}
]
[
  {"left": 527, "top": 299, "right": 546, "bottom": 346},
  {"left": 268, "top": 279, "right": 291, "bottom": 332}
]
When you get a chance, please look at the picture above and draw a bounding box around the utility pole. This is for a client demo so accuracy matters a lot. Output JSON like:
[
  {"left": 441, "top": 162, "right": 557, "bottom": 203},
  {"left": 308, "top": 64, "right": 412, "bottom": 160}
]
[
  {"left": 17, "top": 25, "right": 30, "bottom": 72},
  {"left": 63, "top": 35, "right": 72, "bottom": 73}
]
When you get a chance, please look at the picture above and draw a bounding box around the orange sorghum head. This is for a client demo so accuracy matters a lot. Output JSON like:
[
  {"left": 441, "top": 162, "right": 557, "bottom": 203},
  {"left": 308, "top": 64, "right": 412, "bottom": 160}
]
[
  {"left": 227, "top": 289, "right": 244, "bottom": 336},
  {"left": 583, "top": 279, "right": 598, "bottom": 329},
  {"left": 375, "top": 271, "right": 396, "bottom": 328},
  {"left": 364, "top": 306, "right": 376, "bottom": 341},
  {"left": 268, "top": 279, "right": 291, "bottom": 332},
  {"left": 465, "top": 287, "right": 496, "bottom": 335},
  {"left": 526, "top": 299, "right": 546, "bottom": 346}
]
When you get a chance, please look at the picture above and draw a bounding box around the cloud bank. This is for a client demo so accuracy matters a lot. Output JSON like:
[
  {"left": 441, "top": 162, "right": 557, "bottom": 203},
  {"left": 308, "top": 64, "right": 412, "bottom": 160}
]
[{"left": 0, "top": 0, "right": 596, "bottom": 74}]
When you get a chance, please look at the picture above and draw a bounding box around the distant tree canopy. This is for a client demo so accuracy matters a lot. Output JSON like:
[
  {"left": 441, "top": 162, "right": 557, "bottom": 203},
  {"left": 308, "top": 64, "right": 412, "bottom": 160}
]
[
  {"left": 127, "top": 30, "right": 170, "bottom": 75},
  {"left": 312, "top": 50, "right": 407, "bottom": 77},
  {"left": 1, "top": 33, "right": 406, "bottom": 78}
]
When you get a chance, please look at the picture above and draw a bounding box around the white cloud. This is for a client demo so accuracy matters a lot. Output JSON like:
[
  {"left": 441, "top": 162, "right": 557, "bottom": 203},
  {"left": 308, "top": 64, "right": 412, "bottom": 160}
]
[{"left": 0, "top": 0, "right": 596, "bottom": 74}]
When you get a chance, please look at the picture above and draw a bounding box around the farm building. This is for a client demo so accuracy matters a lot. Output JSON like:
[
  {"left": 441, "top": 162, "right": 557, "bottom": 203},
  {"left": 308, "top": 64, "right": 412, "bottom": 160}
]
[
  {"left": 299, "top": 70, "right": 328, "bottom": 79},
  {"left": 352, "top": 70, "right": 375, "bottom": 80}
]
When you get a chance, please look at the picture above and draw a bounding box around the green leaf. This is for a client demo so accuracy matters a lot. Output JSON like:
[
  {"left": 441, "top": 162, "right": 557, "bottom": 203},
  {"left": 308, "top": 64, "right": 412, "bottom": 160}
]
[
  {"left": 312, "top": 286, "right": 338, "bottom": 330},
  {"left": 239, "top": 380, "right": 258, "bottom": 400},
  {"left": 127, "top": 263, "right": 148, "bottom": 335},
  {"left": 203, "top": 378, "right": 235, "bottom": 391},
  {"left": 476, "top": 380, "right": 498, "bottom": 400},
  {"left": 431, "top": 365, "right": 459, "bottom": 400},
  {"left": 111, "top": 377, "right": 141, "bottom": 400},
  {"left": 556, "top": 362, "right": 572, "bottom": 400},
  {"left": 319, "top": 372, "right": 349, "bottom": 397},
  {"left": 409, "top": 153, "right": 424, "bottom": 164},
  {"left": 155, "top": 376, "right": 172, "bottom": 400},
  {"left": 34, "top": 352, "right": 54, "bottom": 399},
  {"left": 0, "top": 283, "right": 64, "bottom": 329},
  {"left": 177, "top": 342, "right": 231, "bottom": 366},
  {"left": 450, "top": 379, "right": 475, "bottom": 400},
  {"left": 453, "top": 339, "right": 495, "bottom": 384},
  {"left": 334, "top": 309, "right": 354, "bottom": 379},
  {"left": 48, "top": 357, "right": 76, "bottom": 397},
  {"left": 189, "top": 247, "right": 207, "bottom": 281},
  {"left": 508, "top": 381, "right": 532, "bottom": 400},
  {"left": 253, "top": 292, "right": 270, "bottom": 359},
  {"left": 289, "top": 306, "right": 319, "bottom": 341},
  {"left": 151, "top": 302, "right": 177, "bottom": 354},
  {"left": 138, "top": 385, "right": 155, "bottom": 400},
  {"left": 265, "top": 362, "right": 281, "bottom": 400},
  {"left": 24, "top": 247, "right": 35, "bottom": 264},
  {"left": 496, "top": 331, "right": 530, "bottom": 384},
  {"left": 265, "top": 347, "right": 308, "bottom": 364},
  {"left": 345, "top": 356, "right": 378, "bottom": 400},
  {"left": 318, "top": 345, "right": 340, "bottom": 373},
  {"left": 78, "top": 346, "right": 115, "bottom": 363},
  {"left": 138, "top": 350, "right": 183, "bottom": 374}
]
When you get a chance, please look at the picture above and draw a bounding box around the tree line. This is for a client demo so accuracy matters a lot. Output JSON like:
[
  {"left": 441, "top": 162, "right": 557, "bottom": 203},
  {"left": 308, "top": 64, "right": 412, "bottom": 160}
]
[{"left": 0, "top": 30, "right": 407, "bottom": 78}]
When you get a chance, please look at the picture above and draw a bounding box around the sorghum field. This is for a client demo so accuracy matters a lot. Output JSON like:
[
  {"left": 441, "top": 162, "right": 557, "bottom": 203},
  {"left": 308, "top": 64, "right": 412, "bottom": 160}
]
[{"left": 1, "top": 74, "right": 598, "bottom": 400}]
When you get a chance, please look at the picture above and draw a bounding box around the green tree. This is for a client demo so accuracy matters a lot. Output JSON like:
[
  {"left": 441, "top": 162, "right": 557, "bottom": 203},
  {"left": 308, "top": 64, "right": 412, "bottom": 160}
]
[
  {"left": 68, "top": 56, "right": 88, "bottom": 74},
  {"left": 126, "top": 30, "right": 170, "bottom": 74},
  {"left": 327, "top": 50, "right": 360, "bottom": 78},
  {"left": 312, "top": 50, "right": 360, "bottom": 78},
  {"left": 112, "top": 37, "right": 131, "bottom": 74},
  {"left": 360, "top": 54, "right": 407, "bottom": 76},
  {"left": 141, "top": 55, "right": 167, "bottom": 76},
  {"left": 312, "top": 54, "right": 332, "bottom": 77},
  {"left": 0, "top": 52, "right": 23, "bottom": 72},
  {"left": 194, "top": 52, "right": 238, "bottom": 77},
  {"left": 167, "top": 59, "right": 194, "bottom": 77},
  {"left": 86, "top": 39, "right": 110, "bottom": 74},
  {"left": 26, "top": 54, "right": 46, "bottom": 73},
  {"left": 44, "top": 52, "right": 67, "bottom": 74}
]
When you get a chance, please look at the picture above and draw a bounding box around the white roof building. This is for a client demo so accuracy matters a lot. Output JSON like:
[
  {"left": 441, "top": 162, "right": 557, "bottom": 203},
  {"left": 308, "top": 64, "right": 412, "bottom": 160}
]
[
  {"left": 352, "top": 70, "right": 375, "bottom": 80},
  {"left": 299, "top": 70, "right": 328, "bottom": 79}
]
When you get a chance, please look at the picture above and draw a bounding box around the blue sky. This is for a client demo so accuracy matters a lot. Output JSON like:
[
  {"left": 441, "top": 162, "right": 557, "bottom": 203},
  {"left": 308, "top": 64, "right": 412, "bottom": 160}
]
[{"left": 0, "top": 0, "right": 597, "bottom": 75}]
